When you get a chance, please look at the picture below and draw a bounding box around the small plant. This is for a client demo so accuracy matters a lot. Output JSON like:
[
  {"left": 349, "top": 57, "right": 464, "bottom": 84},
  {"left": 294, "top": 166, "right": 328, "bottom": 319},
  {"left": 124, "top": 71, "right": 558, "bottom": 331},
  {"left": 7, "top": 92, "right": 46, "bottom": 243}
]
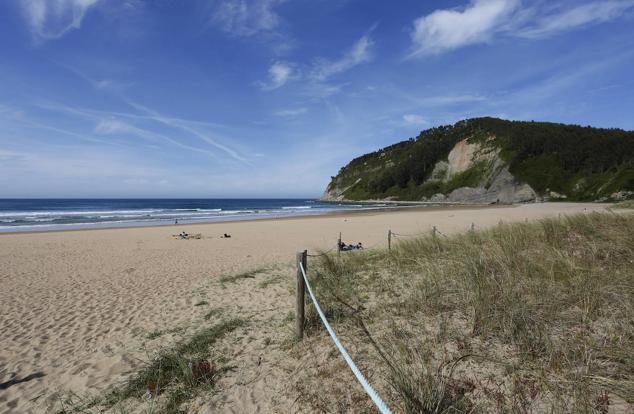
[
  {"left": 147, "top": 330, "right": 163, "bottom": 340},
  {"left": 203, "top": 307, "right": 223, "bottom": 321},
  {"left": 58, "top": 319, "right": 246, "bottom": 414},
  {"left": 257, "top": 274, "right": 284, "bottom": 289},
  {"left": 218, "top": 267, "right": 267, "bottom": 284}
]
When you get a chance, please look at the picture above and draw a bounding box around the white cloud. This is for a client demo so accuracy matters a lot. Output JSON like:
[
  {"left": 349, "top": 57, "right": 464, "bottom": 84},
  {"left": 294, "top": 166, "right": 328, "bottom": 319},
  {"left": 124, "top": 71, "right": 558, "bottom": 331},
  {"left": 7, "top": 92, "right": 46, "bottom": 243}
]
[
  {"left": 260, "top": 61, "right": 295, "bottom": 90},
  {"left": 275, "top": 107, "right": 307, "bottom": 117},
  {"left": 20, "top": 0, "right": 101, "bottom": 40},
  {"left": 211, "top": 0, "right": 285, "bottom": 36},
  {"left": 403, "top": 114, "right": 428, "bottom": 125},
  {"left": 517, "top": 1, "right": 634, "bottom": 38},
  {"left": 410, "top": 0, "right": 519, "bottom": 56},
  {"left": 312, "top": 35, "right": 374, "bottom": 80},
  {"left": 409, "top": 0, "right": 634, "bottom": 56}
]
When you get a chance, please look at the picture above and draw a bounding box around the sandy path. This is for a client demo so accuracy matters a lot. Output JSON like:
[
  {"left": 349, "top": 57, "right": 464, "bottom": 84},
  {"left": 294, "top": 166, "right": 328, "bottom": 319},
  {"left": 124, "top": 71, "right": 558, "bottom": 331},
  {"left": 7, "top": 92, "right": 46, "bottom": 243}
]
[{"left": 0, "top": 203, "right": 609, "bottom": 413}]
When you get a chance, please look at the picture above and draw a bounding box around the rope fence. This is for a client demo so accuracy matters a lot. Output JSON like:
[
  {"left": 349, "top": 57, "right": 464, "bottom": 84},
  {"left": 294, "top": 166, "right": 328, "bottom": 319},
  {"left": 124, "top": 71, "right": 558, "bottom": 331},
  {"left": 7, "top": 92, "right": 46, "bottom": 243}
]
[
  {"left": 293, "top": 221, "right": 477, "bottom": 410},
  {"left": 292, "top": 218, "right": 544, "bottom": 408},
  {"left": 297, "top": 253, "right": 393, "bottom": 414}
]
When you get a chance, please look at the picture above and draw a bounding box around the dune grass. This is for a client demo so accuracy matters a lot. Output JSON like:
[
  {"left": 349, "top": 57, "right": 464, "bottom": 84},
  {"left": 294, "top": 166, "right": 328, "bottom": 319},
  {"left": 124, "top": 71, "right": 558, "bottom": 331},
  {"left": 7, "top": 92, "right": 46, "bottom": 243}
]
[
  {"left": 218, "top": 267, "right": 267, "bottom": 284},
  {"left": 296, "top": 212, "right": 634, "bottom": 413},
  {"left": 613, "top": 200, "right": 634, "bottom": 209},
  {"left": 57, "top": 318, "right": 245, "bottom": 414}
]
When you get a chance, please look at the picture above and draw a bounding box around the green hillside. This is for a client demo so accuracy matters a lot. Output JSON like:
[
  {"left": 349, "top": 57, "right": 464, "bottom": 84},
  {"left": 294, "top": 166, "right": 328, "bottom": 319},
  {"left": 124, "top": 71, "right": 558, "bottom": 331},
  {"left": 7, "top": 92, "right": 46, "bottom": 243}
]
[{"left": 323, "top": 117, "right": 634, "bottom": 202}]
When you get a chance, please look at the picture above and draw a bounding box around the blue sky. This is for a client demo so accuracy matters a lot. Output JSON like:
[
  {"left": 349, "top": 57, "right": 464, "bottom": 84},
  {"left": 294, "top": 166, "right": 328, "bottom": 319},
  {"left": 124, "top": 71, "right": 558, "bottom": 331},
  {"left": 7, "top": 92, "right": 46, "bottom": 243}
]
[{"left": 1, "top": 0, "right": 633, "bottom": 198}]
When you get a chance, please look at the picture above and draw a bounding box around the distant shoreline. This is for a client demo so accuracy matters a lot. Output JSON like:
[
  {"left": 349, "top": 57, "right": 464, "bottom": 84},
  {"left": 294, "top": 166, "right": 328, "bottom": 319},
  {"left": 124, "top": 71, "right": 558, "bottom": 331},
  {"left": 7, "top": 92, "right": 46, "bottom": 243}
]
[{"left": 319, "top": 198, "right": 487, "bottom": 206}]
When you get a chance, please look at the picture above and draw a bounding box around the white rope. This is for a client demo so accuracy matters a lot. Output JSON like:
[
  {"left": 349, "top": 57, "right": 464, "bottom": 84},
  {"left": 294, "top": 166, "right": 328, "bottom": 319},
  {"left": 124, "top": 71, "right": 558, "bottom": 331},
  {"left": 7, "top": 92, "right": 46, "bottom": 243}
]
[{"left": 299, "top": 262, "right": 393, "bottom": 414}]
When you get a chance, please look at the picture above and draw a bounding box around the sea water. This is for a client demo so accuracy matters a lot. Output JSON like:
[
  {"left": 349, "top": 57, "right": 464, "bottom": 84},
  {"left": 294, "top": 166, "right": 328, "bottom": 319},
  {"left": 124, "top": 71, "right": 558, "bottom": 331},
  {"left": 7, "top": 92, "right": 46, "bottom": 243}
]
[{"left": 0, "top": 199, "right": 390, "bottom": 233}]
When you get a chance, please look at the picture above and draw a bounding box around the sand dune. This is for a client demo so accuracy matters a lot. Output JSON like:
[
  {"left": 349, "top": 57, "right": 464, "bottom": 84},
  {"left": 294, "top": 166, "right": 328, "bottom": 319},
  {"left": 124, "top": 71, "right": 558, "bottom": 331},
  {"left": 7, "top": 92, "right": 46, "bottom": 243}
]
[{"left": 0, "top": 203, "right": 609, "bottom": 413}]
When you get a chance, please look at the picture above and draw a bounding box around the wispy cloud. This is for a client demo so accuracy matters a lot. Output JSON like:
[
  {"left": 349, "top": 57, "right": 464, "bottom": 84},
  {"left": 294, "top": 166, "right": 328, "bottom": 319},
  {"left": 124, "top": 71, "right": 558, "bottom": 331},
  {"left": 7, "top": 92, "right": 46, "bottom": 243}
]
[
  {"left": 19, "top": 0, "right": 101, "bottom": 41},
  {"left": 0, "top": 103, "right": 111, "bottom": 145},
  {"left": 125, "top": 101, "right": 250, "bottom": 165},
  {"left": 32, "top": 101, "right": 240, "bottom": 160},
  {"left": 210, "top": 0, "right": 286, "bottom": 36},
  {"left": 311, "top": 34, "right": 374, "bottom": 80},
  {"left": 517, "top": 1, "right": 634, "bottom": 38},
  {"left": 93, "top": 117, "right": 220, "bottom": 159},
  {"left": 402, "top": 114, "right": 427, "bottom": 126},
  {"left": 55, "top": 62, "right": 131, "bottom": 92},
  {"left": 275, "top": 107, "right": 307, "bottom": 117},
  {"left": 259, "top": 61, "right": 295, "bottom": 90},
  {"left": 409, "top": 0, "right": 634, "bottom": 56}
]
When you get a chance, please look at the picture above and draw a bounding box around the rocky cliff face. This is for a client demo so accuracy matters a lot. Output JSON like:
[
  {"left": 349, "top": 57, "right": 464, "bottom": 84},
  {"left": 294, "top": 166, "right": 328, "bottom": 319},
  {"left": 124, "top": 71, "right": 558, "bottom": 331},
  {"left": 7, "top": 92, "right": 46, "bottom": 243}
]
[
  {"left": 421, "top": 138, "right": 537, "bottom": 204},
  {"left": 321, "top": 179, "right": 360, "bottom": 202}
]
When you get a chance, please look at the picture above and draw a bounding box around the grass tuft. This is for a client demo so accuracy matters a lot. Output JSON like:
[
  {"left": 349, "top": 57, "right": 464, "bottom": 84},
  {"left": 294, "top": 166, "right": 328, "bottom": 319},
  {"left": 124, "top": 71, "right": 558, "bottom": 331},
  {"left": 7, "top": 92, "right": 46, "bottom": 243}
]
[
  {"left": 218, "top": 268, "right": 266, "bottom": 284},
  {"left": 613, "top": 200, "right": 634, "bottom": 209},
  {"left": 58, "top": 318, "right": 245, "bottom": 414}
]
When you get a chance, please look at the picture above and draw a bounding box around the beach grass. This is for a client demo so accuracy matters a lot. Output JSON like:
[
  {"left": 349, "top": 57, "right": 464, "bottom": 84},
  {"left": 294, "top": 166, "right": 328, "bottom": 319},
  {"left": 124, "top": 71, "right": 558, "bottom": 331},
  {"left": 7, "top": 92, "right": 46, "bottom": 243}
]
[
  {"left": 218, "top": 267, "right": 267, "bottom": 284},
  {"left": 56, "top": 318, "right": 245, "bottom": 414},
  {"left": 294, "top": 212, "right": 634, "bottom": 413},
  {"left": 613, "top": 200, "right": 634, "bottom": 209},
  {"left": 203, "top": 307, "right": 224, "bottom": 321}
]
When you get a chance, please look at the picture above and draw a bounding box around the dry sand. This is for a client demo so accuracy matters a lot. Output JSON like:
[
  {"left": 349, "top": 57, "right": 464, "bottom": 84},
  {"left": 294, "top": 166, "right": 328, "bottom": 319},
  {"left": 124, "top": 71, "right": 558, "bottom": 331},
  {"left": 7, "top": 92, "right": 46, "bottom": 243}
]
[{"left": 0, "top": 202, "right": 610, "bottom": 413}]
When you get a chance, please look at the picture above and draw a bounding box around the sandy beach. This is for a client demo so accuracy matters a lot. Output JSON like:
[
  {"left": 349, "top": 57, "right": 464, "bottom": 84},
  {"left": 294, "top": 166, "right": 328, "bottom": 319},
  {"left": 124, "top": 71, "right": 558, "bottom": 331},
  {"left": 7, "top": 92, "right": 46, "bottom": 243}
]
[{"left": 0, "top": 202, "right": 611, "bottom": 413}]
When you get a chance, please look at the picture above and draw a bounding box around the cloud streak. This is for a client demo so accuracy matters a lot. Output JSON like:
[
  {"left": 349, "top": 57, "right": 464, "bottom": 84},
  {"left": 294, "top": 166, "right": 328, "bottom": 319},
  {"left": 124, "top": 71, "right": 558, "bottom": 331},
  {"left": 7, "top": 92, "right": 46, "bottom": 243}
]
[
  {"left": 275, "top": 107, "right": 307, "bottom": 117},
  {"left": 19, "top": 0, "right": 101, "bottom": 40},
  {"left": 311, "top": 34, "right": 374, "bottom": 80},
  {"left": 517, "top": 1, "right": 634, "bottom": 38},
  {"left": 125, "top": 101, "right": 250, "bottom": 165}
]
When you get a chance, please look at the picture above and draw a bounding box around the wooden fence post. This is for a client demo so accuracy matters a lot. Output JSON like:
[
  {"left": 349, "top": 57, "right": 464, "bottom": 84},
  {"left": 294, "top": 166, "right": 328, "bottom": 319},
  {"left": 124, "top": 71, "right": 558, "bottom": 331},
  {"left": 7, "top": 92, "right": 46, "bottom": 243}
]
[
  {"left": 296, "top": 250, "right": 307, "bottom": 340},
  {"left": 337, "top": 232, "right": 342, "bottom": 256},
  {"left": 432, "top": 226, "right": 437, "bottom": 237},
  {"left": 471, "top": 222, "right": 475, "bottom": 232},
  {"left": 388, "top": 229, "right": 392, "bottom": 251}
]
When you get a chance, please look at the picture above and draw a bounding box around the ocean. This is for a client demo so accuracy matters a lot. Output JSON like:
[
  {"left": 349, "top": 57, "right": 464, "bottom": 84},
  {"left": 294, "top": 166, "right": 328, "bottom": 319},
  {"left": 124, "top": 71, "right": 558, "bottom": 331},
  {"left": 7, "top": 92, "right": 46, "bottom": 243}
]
[{"left": 0, "top": 199, "right": 391, "bottom": 233}]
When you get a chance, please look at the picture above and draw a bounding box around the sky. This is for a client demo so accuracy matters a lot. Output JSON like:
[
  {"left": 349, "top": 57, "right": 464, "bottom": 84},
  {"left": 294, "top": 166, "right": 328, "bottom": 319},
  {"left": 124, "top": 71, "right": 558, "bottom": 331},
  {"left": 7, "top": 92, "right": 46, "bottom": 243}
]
[{"left": 0, "top": 0, "right": 633, "bottom": 198}]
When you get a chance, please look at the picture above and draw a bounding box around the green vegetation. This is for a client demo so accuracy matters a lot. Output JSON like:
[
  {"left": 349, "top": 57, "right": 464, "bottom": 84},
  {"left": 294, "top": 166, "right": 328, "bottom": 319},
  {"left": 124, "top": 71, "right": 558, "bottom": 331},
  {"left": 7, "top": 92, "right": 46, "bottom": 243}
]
[
  {"left": 326, "top": 117, "right": 634, "bottom": 201},
  {"left": 613, "top": 200, "right": 634, "bottom": 209},
  {"left": 146, "top": 330, "right": 163, "bottom": 340},
  {"left": 257, "top": 273, "right": 285, "bottom": 289},
  {"left": 203, "top": 307, "right": 224, "bottom": 321},
  {"left": 218, "top": 267, "right": 266, "bottom": 284},
  {"left": 295, "top": 213, "right": 634, "bottom": 413},
  {"left": 57, "top": 319, "right": 245, "bottom": 414}
]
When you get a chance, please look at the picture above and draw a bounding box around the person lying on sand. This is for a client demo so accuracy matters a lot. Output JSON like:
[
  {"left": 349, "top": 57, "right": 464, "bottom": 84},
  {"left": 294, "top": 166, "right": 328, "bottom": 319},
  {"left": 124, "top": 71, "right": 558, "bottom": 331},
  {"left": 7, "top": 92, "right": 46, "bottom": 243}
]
[{"left": 339, "top": 241, "right": 363, "bottom": 251}]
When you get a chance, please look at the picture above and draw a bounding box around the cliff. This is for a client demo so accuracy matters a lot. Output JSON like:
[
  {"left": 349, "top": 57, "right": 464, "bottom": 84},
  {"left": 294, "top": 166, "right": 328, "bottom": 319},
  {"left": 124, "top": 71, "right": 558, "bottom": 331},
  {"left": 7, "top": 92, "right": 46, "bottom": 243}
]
[{"left": 322, "top": 117, "right": 634, "bottom": 203}]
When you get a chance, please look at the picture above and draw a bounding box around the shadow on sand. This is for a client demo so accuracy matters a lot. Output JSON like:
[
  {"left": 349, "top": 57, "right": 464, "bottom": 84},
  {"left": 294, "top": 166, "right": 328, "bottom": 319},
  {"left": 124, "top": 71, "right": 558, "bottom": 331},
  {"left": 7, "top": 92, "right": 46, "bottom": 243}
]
[{"left": 0, "top": 372, "right": 46, "bottom": 391}]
